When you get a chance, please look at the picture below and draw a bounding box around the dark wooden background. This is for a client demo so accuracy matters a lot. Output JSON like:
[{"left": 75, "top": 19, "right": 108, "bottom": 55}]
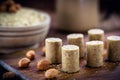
[{"left": 1, "top": 0, "right": 120, "bottom": 14}]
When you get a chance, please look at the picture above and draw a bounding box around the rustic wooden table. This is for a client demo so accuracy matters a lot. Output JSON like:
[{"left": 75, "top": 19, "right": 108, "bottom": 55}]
[
  {"left": 0, "top": 6, "right": 120, "bottom": 79},
  {"left": 0, "top": 27, "right": 120, "bottom": 80}
]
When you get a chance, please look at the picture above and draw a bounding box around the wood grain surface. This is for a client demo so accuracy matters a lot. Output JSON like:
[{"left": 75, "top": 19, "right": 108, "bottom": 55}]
[{"left": 0, "top": 29, "right": 120, "bottom": 80}]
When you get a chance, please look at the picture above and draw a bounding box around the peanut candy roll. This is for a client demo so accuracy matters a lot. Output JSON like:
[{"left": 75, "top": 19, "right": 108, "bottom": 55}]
[
  {"left": 62, "top": 45, "right": 79, "bottom": 73},
  {"left": 45, "top": 38, "right": 62, "bottom": 64},
  {"left": 86, "top": 41, "right": 104, "bottom": 67}
]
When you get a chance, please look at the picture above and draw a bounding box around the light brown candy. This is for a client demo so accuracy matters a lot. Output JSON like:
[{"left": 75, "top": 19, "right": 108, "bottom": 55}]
[
  {"left": 107, "top": 36, "right": 120, "bottom": 62},
  {"left": 88, "top": 29, "right": 104, "bottom": 41},
  {"left": 62, "top": 45, "right": 79, "bottom": 73},
  {"left": 86, "top": 41, "right": 104, "bottom": 67},
  {"left": 45, "top": 38, "right": 62, "bottom": 64},
  {"left": 67, "top": 33, "right": 84, "bottom": 58}
]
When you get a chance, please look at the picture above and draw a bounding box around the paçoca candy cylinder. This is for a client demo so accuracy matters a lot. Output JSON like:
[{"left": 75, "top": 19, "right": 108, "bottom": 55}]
[
  {"left": 67, "top": 33, "right": 84, "bottom": 58},
  {"left": 45, "top": 38, "right": 62, "bottom": 64},
  {"left": 86, "top": 41, "right": 104, "bottom": 67},
  {"left": 62, "top": 45, "right": 79, "bottom": 73},
  {"left": 107, "top": 36, "right": 120, "bottom": 62},
  {"left": 88, "top": 29, "right": 104, "bottom": 41}
]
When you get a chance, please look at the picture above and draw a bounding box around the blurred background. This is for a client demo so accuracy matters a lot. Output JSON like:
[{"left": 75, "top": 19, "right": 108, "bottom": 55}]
[
  {"left": 0, "top": 0, "right": 119, "bottom": 14},
  {"left": 0, "top": 0, "right": 120, "bottom": 32}
]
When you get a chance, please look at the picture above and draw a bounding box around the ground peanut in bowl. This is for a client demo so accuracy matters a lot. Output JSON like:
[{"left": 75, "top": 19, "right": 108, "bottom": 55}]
[{"left": 0, "top": 8, "right": 45, "bottom": 27}]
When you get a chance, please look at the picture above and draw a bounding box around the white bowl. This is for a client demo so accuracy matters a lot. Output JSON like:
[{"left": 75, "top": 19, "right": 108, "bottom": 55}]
[{"left": 0, "top": 11, "right": 51, "bottom": 54}]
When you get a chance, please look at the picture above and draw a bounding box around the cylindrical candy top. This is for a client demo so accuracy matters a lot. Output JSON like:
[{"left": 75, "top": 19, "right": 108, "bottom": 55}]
[
  {"left": 86, "top": 41, "right": 104, "bottom": 45},
  {"left": 107, "top": 36, "right": 120, "bottom": 41},
  {"left": 62, "top": 45, "right": 79, "bottom": 51},
  {"left": 88, "top": 29, "right": 104, "bottom": 34},
  {"left": 45, "top": 38, "right": 62, "bottom": 43},
  {"left": 67, "top": 34, "right": 83, "bottom": 39}
]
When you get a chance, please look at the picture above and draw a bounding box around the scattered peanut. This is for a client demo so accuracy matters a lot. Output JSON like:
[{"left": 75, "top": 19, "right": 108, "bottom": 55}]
[
  {"left": 9, "top": 5, "right": 17, "bottom": 13},
  {"left": 45, "top": 68, "right": 59, "bottom": 79},
  {"left": 0, "top": 0, "right": 21, "bottom": 13},
  {"left": 18, "top": 58, "right": 30, "bottom": 68},
  {"left": 2, "top": 72, "right": 16, "bottom": 79},
  {"left": 26, "top": 50, "right": 36, "bottom": 60},
  {"left": 0, "top": 5, "right": 6, "bottom": 12},
  {"left": 37, "top": 59, "right": 50, "bottom": 70},
  {"left": 41, "top": 46, "right": 46, "bottom": 56}
]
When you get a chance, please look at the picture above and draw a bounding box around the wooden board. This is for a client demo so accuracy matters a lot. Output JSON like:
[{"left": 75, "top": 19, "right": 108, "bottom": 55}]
[{"left": 0, "top": 30, "right": 120, "bottom": 80}]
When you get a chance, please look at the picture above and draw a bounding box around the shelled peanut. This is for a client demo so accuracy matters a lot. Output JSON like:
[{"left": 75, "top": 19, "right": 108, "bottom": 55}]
[
  {"left": 45, "top": 68, "right": 59, "bottom": 79},
  {"left": 26, "top": 50, "right": 36, "bottom": 60},
  {"left": 37, "top": 59, "right": 50, "bottom": 70},
  {"left": 18, "top": 58, "right": 31, "bottom": 68},
  {"left": 0, "top": 0, "right": 21, "bottom": 13}
]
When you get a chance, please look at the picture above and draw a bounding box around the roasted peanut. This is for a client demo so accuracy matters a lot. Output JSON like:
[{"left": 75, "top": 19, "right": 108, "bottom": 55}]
[
  {"left": 0, "top": 0, "right": 21, "bottom": 13},
  {"left": 2, "top": 72, "right": 16, "bottom": 79},
  {"left": 15, "top": 4, "right": 21, "bottom": 10},
  {"left": 45, "top": 68, "right": 58, "bottom": 79},
  {"left": 41, "top": 46, "right": 46, "bottom": 56},
  {"left": 26, "top": 50, "right": 36, "bottom": 60},
  {"left": 0, "top": 5, "right": 7, "bottom": 12},
  {"left": 18, "top": 58, "right": 30, "bottom": 68},
  {"left": 37, "top": 59, "right": 50, "bottom": 70},
  {"left": 9, "top": 5, "right": 17, "bottom": 13}
]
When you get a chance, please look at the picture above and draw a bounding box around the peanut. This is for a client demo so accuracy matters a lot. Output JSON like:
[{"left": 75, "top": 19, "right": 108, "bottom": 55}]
[
  {"left": 9, "top": 5, "right": 17, "bottom": 13},
  {"left": 45, "top": 68, "right": 58, "bottom": 79},
  {"left": 0, "top": 5, "right": 7, "bottom": 12},
  {"left": 2, "top": 72, "right": 16, "bottom": 79},
  {"left": 41, "top": 46, "right": 46, "bottom": 56},
  {"left": 18, "top": 58, "right": 30, "bottom": 68},
  {"left": 26, "top": 50, "right": 36, "bottom": 60},
  {"left": 37, "top": 59, "right": 50, "bottom": 70}
]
